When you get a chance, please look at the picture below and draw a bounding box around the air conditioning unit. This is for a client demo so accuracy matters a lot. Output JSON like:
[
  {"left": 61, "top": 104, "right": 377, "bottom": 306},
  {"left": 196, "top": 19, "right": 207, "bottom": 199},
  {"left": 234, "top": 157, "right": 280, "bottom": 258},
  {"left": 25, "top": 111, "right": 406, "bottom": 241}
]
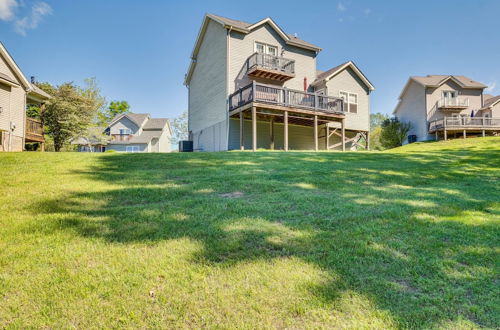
[
  {"left": 179, "top": 140, "right": 193, "bottom": 152},
  {"left": 408, "top": 135, "right": 417, "bottom": 143}
]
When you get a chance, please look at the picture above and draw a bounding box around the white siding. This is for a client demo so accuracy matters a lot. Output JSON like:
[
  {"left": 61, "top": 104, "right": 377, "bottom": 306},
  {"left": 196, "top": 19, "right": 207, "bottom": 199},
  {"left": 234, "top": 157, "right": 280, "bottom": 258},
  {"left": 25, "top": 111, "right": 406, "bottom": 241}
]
[
  {"left": 109, "top": 117, "right": 140, "bottom": 135},
  {"left": 188, "top": 19, "right": 228, "bottom": 151},
  {"left": 157, "top": 129, "right": 171, "bottom": 152},
  {"left": 324, "top": 67, "right": 370, "bottom": 132},
  {"left": 394, "top": 81, "right": 428, "bottom": 141}
]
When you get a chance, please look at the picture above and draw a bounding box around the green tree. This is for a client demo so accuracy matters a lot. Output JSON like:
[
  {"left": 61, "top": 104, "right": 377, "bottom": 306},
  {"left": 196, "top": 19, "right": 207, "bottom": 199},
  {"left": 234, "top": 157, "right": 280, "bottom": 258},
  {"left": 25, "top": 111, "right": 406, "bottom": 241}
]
[
  {"left": 75, "top": 126, "right": 110, "bottom": 152},
  {"left": 380, "top": 118, "right": 412, "bottom": 149},
  {"left": 369, "top": 112, "right": 389, "bottom": 150},
  {"left": 170, "top": 110, "right": 188, "bottom": 146},
  {"left": 370, "top": 112, "right": 389, "bottom": 129},
  {"left": 41, "top": 79, "right": 105, "bottom": 152},
  {"left": 99, "top": 100, "right": 130, "bottom": 125}
]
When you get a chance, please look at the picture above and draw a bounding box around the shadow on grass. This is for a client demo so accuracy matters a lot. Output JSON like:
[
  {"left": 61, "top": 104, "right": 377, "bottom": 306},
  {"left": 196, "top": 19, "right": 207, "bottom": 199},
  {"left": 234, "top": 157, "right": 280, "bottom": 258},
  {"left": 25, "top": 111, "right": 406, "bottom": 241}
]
[{"left": 31, "top": 149, "right": 500, "bottom": 328}]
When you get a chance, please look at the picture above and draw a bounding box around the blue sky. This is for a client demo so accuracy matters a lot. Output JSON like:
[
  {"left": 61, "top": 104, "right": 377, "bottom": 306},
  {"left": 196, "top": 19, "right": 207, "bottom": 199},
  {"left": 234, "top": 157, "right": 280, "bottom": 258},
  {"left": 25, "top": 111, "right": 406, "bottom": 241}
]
[{"left": 1, "top": 0, "right": 499, "bottom": 119}]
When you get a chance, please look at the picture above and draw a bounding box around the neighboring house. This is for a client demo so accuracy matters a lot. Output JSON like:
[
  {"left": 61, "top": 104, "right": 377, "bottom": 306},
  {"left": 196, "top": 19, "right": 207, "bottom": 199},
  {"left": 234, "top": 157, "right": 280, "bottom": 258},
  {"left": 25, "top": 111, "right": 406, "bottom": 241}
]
[
  {"left": 184, "top": 14, "right": 375, "bottom": 152},
  {"left": 394, "top": 75, "right": 500, "bottom": 142},
  {"left": 0, "top": 42, "right": 50, "bottom": 152},
  {"left": 73, "top": 113, "right": 172, "bottom": 152}
]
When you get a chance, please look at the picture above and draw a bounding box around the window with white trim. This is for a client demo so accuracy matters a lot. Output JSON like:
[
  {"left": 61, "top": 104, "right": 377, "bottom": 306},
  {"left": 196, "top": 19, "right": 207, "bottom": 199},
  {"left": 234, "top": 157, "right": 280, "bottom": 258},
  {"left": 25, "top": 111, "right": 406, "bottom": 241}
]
[
  {"left": 339, "top": 91, "right": 358, "bottom": 113},
  {"left": 126, "top": 146, "right": 140, "bottom": 153},
  {"left": 119, "top": 128, "right": 131, "bottom": 135},
  {"left": 443, "top": 91, "right": 457, "bottom": 99},
  {"left": 255, "top": 42, "right": 278, "bottom": 56}
]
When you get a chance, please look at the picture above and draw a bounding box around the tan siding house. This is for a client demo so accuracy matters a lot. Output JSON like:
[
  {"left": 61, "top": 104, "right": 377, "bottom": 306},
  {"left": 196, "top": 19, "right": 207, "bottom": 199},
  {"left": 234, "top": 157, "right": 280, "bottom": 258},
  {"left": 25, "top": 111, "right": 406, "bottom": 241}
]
[
  {"left": 0, "top": 42, "right": 49, "bottom": 152},
  {"left": 394, "top": 75, "right": 500, "bottom": 142},
  {"left": 185, "top": 14, "right": 375, "bottom": 152}
]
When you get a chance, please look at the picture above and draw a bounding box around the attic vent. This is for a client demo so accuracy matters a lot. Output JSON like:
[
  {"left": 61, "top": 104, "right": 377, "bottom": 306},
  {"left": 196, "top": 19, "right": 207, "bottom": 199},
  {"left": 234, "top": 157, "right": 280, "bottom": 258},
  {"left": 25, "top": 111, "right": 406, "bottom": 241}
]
[{"left": 294, "top": 33, "right": 298, "bottom": 38}]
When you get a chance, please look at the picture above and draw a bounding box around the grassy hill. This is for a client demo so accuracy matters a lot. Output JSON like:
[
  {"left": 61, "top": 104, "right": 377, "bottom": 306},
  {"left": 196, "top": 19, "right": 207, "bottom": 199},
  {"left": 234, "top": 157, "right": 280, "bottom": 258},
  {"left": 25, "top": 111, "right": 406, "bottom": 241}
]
[{"left": 1, "top": 137, "right": 499, "bottom": 328}]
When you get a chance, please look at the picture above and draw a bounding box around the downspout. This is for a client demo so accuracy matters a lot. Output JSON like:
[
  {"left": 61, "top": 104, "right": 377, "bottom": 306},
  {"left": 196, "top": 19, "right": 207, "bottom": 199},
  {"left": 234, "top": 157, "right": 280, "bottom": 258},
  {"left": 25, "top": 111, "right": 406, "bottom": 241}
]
[
  {"left": 225, "top": 26, "right": 232, "bottom": 151},
  {"left": 22, "top": 90, "right": 27, "bottom": 150}
]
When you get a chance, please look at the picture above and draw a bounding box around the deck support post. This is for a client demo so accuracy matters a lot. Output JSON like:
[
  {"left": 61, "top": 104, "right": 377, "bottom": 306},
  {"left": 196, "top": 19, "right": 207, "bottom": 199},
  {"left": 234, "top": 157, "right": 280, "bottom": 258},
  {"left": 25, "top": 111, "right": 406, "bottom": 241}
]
[
  {"left": 444, "top": 129, "right": 447, "bottom": 141},
  {"left": 463, "top": 129, "right": 466, "bottom": 139},
  {"left": 284, "top": 110, "right": 289, "bottom": 151},
  {"left": 341, "top": 118, "right": 346, "bottom": 152},
  {"left": 482, "top": 129, "right": 485, "bottom": 137},
  {"left": 270, "top": 117, "right": 275, "bottom": 150},
  {"left": 435, "top": 131, "right": 438, "bottom": 141},
  {"left": 314, "top": 115, "right": 318, "bottom": 151},
  {"left": 366, "top": 131, "right": 370, "bottom": 150},
  {"left": 252, "top": 106, "right": 257, "bottom": 152},
  {"left": 240, "top": 111, "right": 244, "bottom": 150},
  {"left": 325, "top": 126, "right": 329, "bottom": 150}
]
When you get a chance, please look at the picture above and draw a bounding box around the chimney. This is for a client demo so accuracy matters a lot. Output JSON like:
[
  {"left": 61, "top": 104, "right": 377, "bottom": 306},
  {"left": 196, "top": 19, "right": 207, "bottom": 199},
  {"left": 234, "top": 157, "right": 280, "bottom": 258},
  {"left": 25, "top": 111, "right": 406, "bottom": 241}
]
[{"left": 30, "top": 76, "right": 36, "bottom": 84}]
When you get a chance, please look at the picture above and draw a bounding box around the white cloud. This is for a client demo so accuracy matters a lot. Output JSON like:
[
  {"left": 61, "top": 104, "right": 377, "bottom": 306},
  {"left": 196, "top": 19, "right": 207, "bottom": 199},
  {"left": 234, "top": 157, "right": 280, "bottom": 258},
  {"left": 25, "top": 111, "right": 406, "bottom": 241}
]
[
  {"left": 337, "top": 1, "right": 346, "bottom": 11},
  {"left": 486, "top": 82, "right": 496, "bottom": 92},
  {"left": 0, "top": 0, "right": 18, "bottom": 21},
  {"left": 364, "top": 8, "right": 371, "bottom": 15},
  {"left": 14, "top": 1, "right": 52, "bottom": 36}
]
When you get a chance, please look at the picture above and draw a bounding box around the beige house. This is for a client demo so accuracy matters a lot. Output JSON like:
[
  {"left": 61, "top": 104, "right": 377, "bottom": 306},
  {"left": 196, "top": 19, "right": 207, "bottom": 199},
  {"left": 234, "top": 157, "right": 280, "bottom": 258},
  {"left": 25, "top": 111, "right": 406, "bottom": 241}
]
[
  {"left": 104, "top": 113, "right": 172, "bottom": 152},
  {"left": 0, "top": 42, "right": 50, "bottom": 152},
  {"left": 184, "top": 14, "right": 375, "bottom": 152},
  {"left": 394, "top": 75, "right": 500, "bottom": 142}
]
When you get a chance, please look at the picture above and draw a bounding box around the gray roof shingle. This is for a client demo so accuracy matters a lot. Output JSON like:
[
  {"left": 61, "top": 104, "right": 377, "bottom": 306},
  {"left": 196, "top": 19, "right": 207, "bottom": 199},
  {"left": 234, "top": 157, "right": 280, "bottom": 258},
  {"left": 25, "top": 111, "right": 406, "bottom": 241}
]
[
  {"left": 143, "top": 118, "right": 169, "bottom": 130},
  {"left": 411, "top": 75, "right": 487, "bottom": 89},
  {"left": 482, "top": 95, "right": 500, "bottom": 108}
]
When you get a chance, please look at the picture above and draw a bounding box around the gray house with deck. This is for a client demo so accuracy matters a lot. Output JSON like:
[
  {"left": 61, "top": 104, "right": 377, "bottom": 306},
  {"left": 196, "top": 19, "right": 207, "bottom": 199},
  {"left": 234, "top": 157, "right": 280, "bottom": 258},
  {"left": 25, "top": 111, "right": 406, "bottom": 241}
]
[{"left": 184, "top": 14, "right": 375, "bottom": 151}]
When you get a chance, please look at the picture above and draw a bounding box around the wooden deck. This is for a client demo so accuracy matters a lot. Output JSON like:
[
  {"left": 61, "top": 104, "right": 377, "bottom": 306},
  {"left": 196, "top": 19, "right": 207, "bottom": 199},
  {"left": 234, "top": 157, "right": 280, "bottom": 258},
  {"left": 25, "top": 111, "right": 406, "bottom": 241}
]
[
  {"left": 227, "top": 82, "right": 366, "bottom": 152},
  {"left": 429, "top": 117, "right": 500, "bottom": 140},
  {"left": 246, "top": 53, "right": 295, "bottom": 82},
  {"left": 25, "top": 117, "right": 44, "bottom": 143}
]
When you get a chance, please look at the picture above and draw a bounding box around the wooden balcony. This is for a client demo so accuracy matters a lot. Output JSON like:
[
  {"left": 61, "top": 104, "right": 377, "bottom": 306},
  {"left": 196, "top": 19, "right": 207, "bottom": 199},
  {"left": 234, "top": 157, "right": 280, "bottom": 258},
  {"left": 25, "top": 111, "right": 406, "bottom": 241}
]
[
  {"left": 229, "top": 81, "right": 344, "bottom": 116},
  {"left": 25, "top": 117, "right": 44, "bottom": 143},
  {"left": 437, "top": 97, "right": 469, "bottom": 110},
  {"left": 429, "top": 116, "right": 500, "bottom": 140},
  {"left": 246, "top": 53, "right": 295, "bottom": 82}
]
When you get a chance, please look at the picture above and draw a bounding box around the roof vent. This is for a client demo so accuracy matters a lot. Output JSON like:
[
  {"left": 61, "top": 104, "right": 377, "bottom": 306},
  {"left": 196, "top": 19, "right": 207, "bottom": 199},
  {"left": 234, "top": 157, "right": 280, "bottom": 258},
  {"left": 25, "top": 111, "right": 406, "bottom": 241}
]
[
  {"left": 31, "top": 76, "right": 36, "bottom": 84},
  {"left": 294, "top": 33, "right": 298, "bottom": 38}
]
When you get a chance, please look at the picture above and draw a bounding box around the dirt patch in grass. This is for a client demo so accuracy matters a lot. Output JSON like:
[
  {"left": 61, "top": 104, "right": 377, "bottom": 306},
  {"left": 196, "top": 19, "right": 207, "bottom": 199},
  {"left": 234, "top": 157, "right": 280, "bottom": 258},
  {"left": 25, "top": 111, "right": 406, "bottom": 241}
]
[{"left": 219, "top": 191, "right": 245, "bottom": 198}]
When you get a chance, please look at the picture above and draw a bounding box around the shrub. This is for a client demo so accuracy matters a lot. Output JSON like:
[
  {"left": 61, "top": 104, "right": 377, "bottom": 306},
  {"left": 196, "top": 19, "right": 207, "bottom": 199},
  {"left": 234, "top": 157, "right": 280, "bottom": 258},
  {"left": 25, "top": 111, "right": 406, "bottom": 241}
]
[{"left": 380, "top": 118, "right": 412, "bottom": 149}]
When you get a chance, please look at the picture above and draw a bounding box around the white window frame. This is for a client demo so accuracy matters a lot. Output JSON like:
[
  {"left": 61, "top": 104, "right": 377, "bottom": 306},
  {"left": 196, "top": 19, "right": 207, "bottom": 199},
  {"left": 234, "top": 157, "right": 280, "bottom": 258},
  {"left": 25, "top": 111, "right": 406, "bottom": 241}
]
[
  {"left": 339, "top": 91, "right": 358, "bottom": 113},
  {"left": 119, "top": 128, "right": 132, "bottom": 135},
  {"left": 126, "top": 145, "right": 140, "bottom": 153},
  {"left": 254, "top": 42, "right": 278, "bottom": 56},
  {"left": 442, "top": 90, "right": 457, "bottom": 99}
]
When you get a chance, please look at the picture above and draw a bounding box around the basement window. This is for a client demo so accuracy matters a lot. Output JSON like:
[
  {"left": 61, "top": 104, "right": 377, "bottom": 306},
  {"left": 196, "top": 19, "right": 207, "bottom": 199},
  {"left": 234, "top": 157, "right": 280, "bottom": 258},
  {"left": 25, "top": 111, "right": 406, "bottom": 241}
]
[{"left": 126, "top": 146, "right": 140, "bottom": 153}]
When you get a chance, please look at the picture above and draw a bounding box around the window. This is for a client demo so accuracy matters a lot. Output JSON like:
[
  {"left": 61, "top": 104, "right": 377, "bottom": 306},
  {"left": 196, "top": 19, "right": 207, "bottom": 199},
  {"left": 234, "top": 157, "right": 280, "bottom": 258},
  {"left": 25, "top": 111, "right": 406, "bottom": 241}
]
[
  {"left": 119, "top": 128, "right": 131, "bottom": 135},
  {"left": 443, "top": 91, "right": 457, "bottom": 99},
  {"left": 339, "top": 91, "right": 358, "bottom": 113},
  {"left": 126, "top": 146, "right": 140, "bottom": 153},
  {"left": 255, "top": 42, "right": 278, "bottom": 56}
]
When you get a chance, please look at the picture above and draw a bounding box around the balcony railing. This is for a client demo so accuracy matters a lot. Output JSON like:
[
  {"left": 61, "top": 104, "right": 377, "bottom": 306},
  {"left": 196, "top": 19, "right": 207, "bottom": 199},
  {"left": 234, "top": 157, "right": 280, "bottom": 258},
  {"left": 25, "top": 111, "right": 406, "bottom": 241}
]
[
  {"left": 437, "top": 97, "right": 469, "bottom": 108},
  {"left": 111, "top": 134, "right": 132, "bottom": 142},
  {"left": 25, "top": 117, "right": 44, "bottom": 142},
  {"left": 429, "top": 117, "right": 500, "bottom": 131},
  {"left": 247, "top": 52, "right": 295, "bottom": 75},
  {"left": 229, "top": 81, "right": 344, "bottom": 115}
]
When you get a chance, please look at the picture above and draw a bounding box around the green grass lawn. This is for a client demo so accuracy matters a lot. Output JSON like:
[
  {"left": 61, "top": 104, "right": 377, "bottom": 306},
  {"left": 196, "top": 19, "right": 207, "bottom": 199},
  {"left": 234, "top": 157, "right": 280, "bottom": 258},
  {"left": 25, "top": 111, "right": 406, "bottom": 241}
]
[{"left": 1, "top": 137, "right": 499, "bottom": 329}]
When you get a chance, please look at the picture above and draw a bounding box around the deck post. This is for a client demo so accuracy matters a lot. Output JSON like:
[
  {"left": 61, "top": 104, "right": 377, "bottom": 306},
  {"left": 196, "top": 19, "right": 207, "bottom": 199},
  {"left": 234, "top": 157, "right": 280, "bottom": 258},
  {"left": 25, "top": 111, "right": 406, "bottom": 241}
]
[
  {"left": 435, "top": 131, "right": 438, "bottom": 141},
  {"left": 482, "top": 129, "right": 485, "bottom": 137},
  {"left": 270, "top": 117, "right": 275, "bottom": 150},
  {"left": 463, "top": 129, "right": 466, "bottom": 139},
  {"left": 314, "top": 115, "right": 318, "bottom": 151},
  {"left": 240, "top": 110, "right": 244, "bottom": 150},
  {"left": 284, "top": 110, "right": 289, "bottom": 151},
  {"left": 325, "top": 126, "right": 329, "bottom": 150},
  {"left": 444, "top": 118, "right": 447, "bottom": 141},
  {"left": 341, "top": 118, "right": 346, "bottom": 152},
  {"left": 252, "top": 106, "right": 257, "bottom": 152},
  {"left": 366, "top": 131, "right": 370, "bottom": 150}
]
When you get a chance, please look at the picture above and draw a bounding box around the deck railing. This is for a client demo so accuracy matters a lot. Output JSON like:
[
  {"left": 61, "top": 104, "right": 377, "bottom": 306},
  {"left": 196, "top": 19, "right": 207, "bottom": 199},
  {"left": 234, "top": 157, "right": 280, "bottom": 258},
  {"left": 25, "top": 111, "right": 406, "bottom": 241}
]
[
  {"left": 229, "top": 82, "right": 344, "bottom": 114},
  {"left": 247, "top": 53, "right": 295, "bottom": 74},
  {"left": 429, "top": 117, "right": 500, "bottom": 131},
  {"left": 437, "top": 97, "right": 469, "bottom": 108},
  {"left": 25, "top": 117, "right": 43, "bottom": 138}
]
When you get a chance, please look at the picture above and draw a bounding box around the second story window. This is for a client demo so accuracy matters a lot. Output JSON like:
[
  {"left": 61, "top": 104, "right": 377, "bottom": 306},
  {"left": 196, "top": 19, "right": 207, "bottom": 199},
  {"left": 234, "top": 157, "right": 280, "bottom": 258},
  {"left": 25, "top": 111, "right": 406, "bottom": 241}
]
[
  {"left": 339, "top": 91, "right": 358, "bottom": 113},
  {"left": 119, "top": 128, "right": 131, "bottom": 135},
  {"left": 255, "top": 42, "right": 278, "bottom": 56},
  {"left": 443, "top": 91, "right": 457, "bottom": 99}
]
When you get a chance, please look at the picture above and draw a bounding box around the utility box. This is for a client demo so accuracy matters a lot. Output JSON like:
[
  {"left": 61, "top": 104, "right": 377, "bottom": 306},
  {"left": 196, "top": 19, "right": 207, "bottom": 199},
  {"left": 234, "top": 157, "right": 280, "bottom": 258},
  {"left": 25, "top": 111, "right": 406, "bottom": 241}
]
[{"left": 179, "top": 140, "right": 193, "bottom": 152}]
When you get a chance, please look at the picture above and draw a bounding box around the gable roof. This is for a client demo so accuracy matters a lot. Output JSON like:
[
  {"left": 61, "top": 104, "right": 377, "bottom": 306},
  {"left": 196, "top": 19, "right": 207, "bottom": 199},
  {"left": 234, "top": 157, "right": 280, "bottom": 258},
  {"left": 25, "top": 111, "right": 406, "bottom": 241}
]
[
  {"left": 481, "top": 95, "right": 500, "bottom": 109},
  {"left": 311, "top": 61, "right": 375, "bottom": 91},
  {"left": 410, "top": 75, "right": 487, "bottom": 89},
  {"left": 109, "top": 113, "right": 150, "bottom": 128},
  {"left": 143, "top": 118, "right": 169, "bottom": 130},
  {"left": 185, "top": 14, "right": 321, "bottom": 85},
  {"left": 0, "top": 42, "right": 32, "bottom": 90},
  {"left": 0, "top": 72, "right": 20, "bottom": 87}
]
